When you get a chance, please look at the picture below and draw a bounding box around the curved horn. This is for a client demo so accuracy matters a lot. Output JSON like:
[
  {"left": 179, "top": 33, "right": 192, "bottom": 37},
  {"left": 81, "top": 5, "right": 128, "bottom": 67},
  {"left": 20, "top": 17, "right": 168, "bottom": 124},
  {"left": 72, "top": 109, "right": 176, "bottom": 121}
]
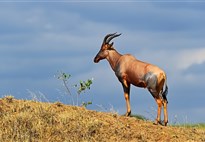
[
  {"left": 106, "top": 33, "right": 121, "bottom": 44},
  {"left": 103, "top": 33, "right": 117, "bottom": 44}
]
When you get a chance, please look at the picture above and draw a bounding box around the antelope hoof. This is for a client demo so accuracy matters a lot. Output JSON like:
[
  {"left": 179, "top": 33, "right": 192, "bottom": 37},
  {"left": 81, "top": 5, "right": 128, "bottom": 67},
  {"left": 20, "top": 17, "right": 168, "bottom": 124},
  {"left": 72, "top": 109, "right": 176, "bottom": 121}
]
[
  {"left": 164, "top": 120, "right": 168, "bottom": 126},
  {"left": 125, "top": 111, "right": 131, "bottom": 117},
  {"left": 153, "top": 120, "right": 159, "bottom": 125},
  {"left": 153, "top": 120, "right": 168, "bottom": 126},
  {"left": 153, "top": 119, "right": 162, "bottom": 125}
]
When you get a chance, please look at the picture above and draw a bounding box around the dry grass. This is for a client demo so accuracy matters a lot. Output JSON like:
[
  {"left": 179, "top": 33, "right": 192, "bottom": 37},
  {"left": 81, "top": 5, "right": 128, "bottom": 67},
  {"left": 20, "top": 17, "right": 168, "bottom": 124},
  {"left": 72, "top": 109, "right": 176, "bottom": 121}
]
[{"left": 0, "top": 97, "right": 205, "bottom": 142}]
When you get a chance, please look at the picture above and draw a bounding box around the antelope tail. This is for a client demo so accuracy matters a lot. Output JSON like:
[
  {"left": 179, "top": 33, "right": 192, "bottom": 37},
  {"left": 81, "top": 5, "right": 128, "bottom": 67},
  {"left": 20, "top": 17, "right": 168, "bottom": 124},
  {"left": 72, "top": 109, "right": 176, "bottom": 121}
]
[{"left": 162, "top": 79, "right": 168, "bottom": 103}]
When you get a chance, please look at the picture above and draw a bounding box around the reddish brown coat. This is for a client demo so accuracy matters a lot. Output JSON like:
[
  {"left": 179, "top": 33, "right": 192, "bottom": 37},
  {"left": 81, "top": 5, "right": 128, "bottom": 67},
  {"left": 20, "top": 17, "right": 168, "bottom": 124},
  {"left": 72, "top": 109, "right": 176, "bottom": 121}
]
[{"left": 94, "top": 33, "right": 168, "bottom": 126}]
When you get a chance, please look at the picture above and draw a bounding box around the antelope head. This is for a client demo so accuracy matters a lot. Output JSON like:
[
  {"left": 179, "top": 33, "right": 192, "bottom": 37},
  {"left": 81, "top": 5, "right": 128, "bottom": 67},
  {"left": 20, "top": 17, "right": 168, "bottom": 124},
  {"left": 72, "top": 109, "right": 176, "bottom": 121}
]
[{"left": 94, "top": 33, "right": 121, "bottom": 63}]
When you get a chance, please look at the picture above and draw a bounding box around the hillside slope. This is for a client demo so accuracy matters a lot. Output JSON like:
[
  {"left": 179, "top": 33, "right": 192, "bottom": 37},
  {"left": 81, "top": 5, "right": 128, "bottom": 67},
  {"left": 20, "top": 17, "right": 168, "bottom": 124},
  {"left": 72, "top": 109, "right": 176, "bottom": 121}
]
[{"left": 0, "top": 97, "right": 205, "bottom": 142}]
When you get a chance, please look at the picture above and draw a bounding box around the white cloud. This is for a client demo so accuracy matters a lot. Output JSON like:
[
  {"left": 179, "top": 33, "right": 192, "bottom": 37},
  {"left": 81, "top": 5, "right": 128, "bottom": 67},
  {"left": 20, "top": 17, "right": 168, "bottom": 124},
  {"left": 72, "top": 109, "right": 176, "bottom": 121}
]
[{"left": 175, "top": 48, "right": 205, "bottom": 70}]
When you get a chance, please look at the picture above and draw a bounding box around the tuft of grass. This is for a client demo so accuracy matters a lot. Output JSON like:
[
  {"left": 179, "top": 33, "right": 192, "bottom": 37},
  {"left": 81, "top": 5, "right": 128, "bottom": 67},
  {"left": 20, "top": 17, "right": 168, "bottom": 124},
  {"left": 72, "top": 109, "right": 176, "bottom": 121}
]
[
  {"left": 54, "top": 101, "right": 63, "bottom": 107},
  {"left": 3, "top": 95, "right": 14, "bottom": 103},
  {"left": 130, "top": 114, "right": 147, "bottom": 121},
  {"left": 174, "top": 123, "right": 205, "bottom": 129}
]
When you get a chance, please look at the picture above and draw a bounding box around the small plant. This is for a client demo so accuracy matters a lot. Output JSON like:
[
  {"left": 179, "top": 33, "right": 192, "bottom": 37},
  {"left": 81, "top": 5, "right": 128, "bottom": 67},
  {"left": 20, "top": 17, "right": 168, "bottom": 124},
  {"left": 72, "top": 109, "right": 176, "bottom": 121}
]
[
  {"left": 81, "top": 101, "right": 92, "bottom": 108},
  {"left": 57, "top": 72, "right": 72, "bottom": 95},
  {"left": 75, "top": 79, "right": 93, "bottom": 106},
  {"left": 57, "top": 72, "right": 74, "bottom": 104},
  {"left": 77, "top": 79, "right": 93, "bottom": 94},
  {"left": 57, "top": 71, "right": 93, "bottom": 107}
]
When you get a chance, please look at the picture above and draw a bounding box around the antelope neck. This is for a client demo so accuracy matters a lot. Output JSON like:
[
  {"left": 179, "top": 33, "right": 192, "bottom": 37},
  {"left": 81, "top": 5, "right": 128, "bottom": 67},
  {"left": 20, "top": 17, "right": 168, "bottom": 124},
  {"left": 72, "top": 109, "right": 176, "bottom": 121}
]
[{"left": 106, "top": 49, "right": 122, "bottom": 71}]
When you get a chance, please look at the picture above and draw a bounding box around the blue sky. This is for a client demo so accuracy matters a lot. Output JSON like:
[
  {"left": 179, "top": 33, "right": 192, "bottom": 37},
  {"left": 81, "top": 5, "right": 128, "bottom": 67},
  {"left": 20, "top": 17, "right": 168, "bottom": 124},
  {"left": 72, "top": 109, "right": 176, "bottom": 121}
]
[{"left": 0, "top": 1, "right": 205, "bottom": 123}]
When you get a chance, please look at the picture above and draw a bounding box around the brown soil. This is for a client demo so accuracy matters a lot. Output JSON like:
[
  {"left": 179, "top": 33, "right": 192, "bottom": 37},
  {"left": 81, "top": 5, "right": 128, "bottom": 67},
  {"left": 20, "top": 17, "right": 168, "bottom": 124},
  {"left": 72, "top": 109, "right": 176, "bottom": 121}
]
[{"left": 0, "top": 97, "right": 204, "bottom": 142}]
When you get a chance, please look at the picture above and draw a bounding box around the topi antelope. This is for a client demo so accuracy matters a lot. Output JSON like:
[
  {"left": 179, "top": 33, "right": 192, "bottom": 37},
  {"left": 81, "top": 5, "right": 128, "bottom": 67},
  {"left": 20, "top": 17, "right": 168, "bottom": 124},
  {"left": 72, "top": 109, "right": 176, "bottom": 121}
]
[{"left": 94, "top": 33, "right": 168, "bottom": 126}]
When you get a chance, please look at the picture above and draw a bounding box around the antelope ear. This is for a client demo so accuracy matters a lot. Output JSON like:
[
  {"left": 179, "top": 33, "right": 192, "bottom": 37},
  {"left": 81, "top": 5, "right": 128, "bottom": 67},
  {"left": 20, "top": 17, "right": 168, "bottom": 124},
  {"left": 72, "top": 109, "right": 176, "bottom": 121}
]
[{"left": 108, "top": 42, "right": 114, "bottom": 49}]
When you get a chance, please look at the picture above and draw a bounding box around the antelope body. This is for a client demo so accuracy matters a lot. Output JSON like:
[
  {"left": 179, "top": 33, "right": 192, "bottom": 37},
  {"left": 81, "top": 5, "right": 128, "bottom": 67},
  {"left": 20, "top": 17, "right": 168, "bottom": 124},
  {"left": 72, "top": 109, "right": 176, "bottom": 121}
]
[{"left": 94, "top": 33, "right": 168, "bottom": 126}]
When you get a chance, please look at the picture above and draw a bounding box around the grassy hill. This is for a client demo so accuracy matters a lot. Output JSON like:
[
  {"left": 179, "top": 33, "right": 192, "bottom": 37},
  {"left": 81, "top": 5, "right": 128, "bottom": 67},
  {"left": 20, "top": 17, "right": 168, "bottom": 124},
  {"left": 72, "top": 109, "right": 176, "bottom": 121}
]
[{"left": 0, "top": 96, "right": 205, "bottom": 142}]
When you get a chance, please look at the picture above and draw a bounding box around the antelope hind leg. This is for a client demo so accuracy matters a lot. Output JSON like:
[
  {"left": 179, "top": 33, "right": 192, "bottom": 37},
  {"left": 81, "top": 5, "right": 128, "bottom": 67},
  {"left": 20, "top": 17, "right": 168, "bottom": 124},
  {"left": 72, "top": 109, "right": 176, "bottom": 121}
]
[
  {"left": 153, "top": 98, "right": 163, "bottom": 125},
  {"left": 163, "top": 100, "right": 168, "bottom": 126}
]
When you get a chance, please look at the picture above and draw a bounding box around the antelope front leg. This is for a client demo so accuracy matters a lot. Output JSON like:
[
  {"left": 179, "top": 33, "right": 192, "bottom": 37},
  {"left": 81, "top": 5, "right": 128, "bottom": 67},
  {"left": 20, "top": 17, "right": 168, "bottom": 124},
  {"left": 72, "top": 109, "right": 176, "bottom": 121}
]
[
  {"left": 122, "top": 80, "right": 131, "bottom": 116},
  {"left": 124, "top": 91, "right": 131, "bottom": 116}
]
